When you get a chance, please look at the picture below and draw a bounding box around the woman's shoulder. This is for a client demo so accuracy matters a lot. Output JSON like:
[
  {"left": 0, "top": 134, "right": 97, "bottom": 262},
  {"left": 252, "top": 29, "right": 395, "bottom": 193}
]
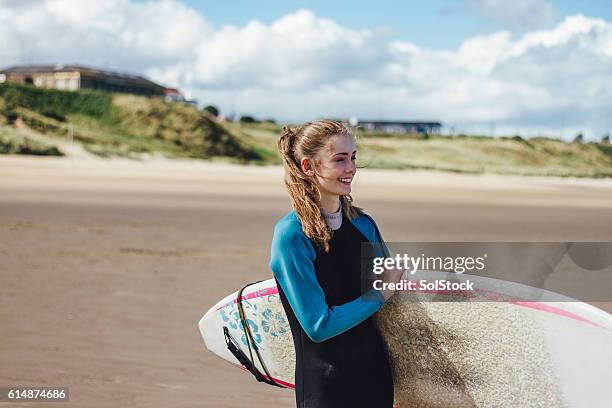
[
  {"left": 350, "top": 211, "right": 381, "bottom": 242},
  {"left": 271, "top": 210, "right": 316, "bottom": 257},
  {"left": 273, "top": 210, "right": 303, "bottom": 236}
]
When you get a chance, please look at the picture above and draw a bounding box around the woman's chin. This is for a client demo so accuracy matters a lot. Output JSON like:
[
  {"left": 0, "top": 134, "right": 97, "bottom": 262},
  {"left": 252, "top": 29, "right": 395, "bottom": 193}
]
[{"left": 324, "top": 185, "right": 351, "bottom": 197}]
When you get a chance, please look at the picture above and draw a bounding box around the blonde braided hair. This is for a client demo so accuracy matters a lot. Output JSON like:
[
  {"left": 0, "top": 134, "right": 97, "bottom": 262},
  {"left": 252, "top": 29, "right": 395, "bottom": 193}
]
[{"left": 277, "top": 119, "right": 363, "bottom": 252}]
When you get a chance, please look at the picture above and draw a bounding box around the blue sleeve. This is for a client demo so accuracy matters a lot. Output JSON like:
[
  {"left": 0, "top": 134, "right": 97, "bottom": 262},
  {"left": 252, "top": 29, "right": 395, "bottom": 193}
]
[{"left": 269, "top": 221, "right": 385, "bottom": 343}]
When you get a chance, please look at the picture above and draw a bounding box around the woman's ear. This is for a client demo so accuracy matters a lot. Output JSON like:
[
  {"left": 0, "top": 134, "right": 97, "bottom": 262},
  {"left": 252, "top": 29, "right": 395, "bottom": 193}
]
[{"left": 300, "top": 157, "right": 315, "bottom": 176}]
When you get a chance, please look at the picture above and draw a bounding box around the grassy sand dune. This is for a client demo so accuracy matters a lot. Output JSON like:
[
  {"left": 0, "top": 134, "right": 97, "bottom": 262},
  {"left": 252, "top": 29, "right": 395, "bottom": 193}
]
[{"left": 1, "top": 83, "right": 611, "bottom": 177}]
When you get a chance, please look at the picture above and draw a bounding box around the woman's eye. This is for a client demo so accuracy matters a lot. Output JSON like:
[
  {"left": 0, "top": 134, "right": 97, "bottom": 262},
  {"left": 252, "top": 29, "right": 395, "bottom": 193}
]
[{"left": 334, "top": 156, "right": 356, "bottom": 162}]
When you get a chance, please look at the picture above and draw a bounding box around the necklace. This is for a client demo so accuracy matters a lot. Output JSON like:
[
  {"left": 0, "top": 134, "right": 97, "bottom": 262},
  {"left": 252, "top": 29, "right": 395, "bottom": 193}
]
[{"left": 322, "top": 206, "right": 342, "bottom": 230}]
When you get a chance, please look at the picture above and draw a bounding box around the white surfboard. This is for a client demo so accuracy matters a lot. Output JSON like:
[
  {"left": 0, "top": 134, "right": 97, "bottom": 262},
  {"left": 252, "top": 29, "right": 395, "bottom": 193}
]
[{"left": 198, "top": 273, "right": 612, "bottom": 407}]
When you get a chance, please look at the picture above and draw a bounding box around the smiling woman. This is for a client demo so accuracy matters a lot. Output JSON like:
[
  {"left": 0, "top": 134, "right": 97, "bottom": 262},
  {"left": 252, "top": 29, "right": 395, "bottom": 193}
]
[
  {"left": 269, "top": 119, "right": 402, "bottom": 407},
  {"left": 276, "top": 120, "right": 362, "bottom": 252}
]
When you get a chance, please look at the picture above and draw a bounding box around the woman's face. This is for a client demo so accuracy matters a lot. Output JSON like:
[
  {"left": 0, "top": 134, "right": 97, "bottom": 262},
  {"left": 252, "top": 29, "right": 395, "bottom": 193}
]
[{"left": 310, "top": 133, "right": 357, "bottom": 200}]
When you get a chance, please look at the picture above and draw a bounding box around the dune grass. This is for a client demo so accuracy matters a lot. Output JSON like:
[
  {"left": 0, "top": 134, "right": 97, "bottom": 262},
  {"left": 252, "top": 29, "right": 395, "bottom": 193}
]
[
  {"left": 0, "top": 125, "right": 63, "bottom": 156},
  {"left": 1, "top": 83, "right": 611, "bottom": 177},
  {"left": 231, "top": 122, "right": 612, "bottom": 178}
]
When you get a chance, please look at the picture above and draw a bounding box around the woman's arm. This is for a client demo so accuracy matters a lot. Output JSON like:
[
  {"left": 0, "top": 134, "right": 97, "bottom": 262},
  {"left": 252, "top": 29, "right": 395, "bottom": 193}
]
[{"left": 270, "top": 227, "right": 385, "bottom": 343}]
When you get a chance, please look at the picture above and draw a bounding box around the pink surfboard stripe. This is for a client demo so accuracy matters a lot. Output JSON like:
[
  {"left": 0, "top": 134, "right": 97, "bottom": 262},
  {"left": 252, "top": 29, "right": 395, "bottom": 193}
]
[
  {"left": 218, "top": 284, "right": 604, "bottom": 328},
  {"left": 509, "top": 301, "right": 604, "bottom": 328},
  {"left": 411, "top": 287, "right": 605, "bottom": 328},
  {"left": 236, "top": 358, "right": 402, "bottom": 408},
  {"left": 214, "top": 286, "right": 279, "bottom": 311},
  {"left": 233, "top": 362, "right": 295, "bottom": 388}
]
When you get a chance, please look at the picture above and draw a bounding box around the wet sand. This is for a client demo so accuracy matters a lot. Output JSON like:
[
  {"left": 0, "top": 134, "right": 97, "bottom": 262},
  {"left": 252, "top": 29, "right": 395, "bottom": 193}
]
[{"left": 1, "top": 155, "right": 611, "bottom": 407}]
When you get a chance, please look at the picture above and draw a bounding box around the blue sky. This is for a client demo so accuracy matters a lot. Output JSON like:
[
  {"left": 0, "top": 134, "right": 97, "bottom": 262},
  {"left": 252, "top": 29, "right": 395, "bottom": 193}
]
[{"left": 181, "top": 0, "right": 612, "bottom": 49}]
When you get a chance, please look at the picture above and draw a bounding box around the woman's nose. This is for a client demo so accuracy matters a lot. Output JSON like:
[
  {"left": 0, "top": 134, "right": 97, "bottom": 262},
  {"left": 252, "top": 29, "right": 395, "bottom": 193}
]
[{"left": 347, "top": 160, "right": 356, "bottom": 174}]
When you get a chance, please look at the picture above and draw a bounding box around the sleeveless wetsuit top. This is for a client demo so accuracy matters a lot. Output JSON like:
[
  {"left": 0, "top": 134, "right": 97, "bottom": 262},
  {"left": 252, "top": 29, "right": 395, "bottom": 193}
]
[{"left": 269, "top": 210, "right": 394, "bottom": 408}]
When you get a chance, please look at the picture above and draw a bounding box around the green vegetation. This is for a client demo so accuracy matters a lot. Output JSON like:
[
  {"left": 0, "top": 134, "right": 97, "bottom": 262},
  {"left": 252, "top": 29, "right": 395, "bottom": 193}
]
[
  {"left": 0, "top": 125, "right": 63, "bottom": 156},
  {"left": 0, "top": 83, "right": 260, "bottom": 161},
  {"left": 228, "top": 122, "right": 612, "bottom": 177},
  {"left": 352, "top": 132, "right": 612, "bottom": 177},
  {"left": 0, "top": 82, "right": 611, "bottom": 177},
  {"left": 203, "top": 105, "right": 219, "bottom": 117},
  {"left": 0, "top": 82, "right": 113, "bottom": 120}
]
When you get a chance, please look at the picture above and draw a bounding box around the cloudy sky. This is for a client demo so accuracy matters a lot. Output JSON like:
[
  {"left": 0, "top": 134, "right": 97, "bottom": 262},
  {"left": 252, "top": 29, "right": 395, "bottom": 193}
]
[{"left": 1, "top": 0, "right": 611, "bottom": 140}]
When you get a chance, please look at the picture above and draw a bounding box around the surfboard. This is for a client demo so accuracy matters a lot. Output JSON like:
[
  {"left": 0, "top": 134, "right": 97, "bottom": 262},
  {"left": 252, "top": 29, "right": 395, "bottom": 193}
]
[{"left": 198, "top": 272, "right": 612, "bottom": 407}]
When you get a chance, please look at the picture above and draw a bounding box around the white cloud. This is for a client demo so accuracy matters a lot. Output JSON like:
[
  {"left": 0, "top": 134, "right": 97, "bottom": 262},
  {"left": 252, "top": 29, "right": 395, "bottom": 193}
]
[
  {"left": 185, "top": 9, "right": 391, "bottom": 90},
  {"left": 0, "top": 0, "right": 212, "bottom": 73},
  {"left": 0, "top": 1, "right": 611, "bottom": 140},
  {"left": 464, "top": 0, "right": 560, "bottom": 30}
]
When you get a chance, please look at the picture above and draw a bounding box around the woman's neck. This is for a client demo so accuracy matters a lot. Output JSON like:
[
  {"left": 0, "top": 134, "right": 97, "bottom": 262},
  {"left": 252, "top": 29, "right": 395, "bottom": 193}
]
[{"left": 319, "top": 195, "right": 340, "bottom": 214}]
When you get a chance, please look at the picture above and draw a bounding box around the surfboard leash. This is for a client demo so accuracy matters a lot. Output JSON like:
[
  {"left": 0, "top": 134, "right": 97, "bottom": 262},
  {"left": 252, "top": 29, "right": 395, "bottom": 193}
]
[
  {"left": 236, "top": 281, "right": 286, "bottom": 388},
  {"left": 222, "top": 280, "right": 286, "bottom": 388}
]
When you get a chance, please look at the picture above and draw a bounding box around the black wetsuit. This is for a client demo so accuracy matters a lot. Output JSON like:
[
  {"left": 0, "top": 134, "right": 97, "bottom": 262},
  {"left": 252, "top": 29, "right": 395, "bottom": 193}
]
[{"left": 271, "top": 211, "right": 393, "bottom": 407}]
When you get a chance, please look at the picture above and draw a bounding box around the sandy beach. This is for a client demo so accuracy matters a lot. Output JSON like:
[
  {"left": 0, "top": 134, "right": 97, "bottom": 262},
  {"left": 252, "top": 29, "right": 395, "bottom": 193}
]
[{"left": 1, "top": 155, "right": 611, "bottom": 408}]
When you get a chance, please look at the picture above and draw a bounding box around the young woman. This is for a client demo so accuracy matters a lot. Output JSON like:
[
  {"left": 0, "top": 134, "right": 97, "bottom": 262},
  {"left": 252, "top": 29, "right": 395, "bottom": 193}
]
[{"left": 269, "top": 119, "right": 400, "bottom": 407}]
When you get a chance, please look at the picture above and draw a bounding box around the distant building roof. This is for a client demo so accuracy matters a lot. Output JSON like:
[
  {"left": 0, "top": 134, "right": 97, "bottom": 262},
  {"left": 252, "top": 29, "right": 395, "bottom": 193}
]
[
  {"left": 358, "top": 120, "right": 442, "bottom": 126},
  {"left": 0, "top": 64, "right": 163, "bottom": 89},
  {"left": 356, "top": 119, "right": 442, "bottom": 134},
  {"left": 164, "top": 87, "right": 183, "bottom": 96}
]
